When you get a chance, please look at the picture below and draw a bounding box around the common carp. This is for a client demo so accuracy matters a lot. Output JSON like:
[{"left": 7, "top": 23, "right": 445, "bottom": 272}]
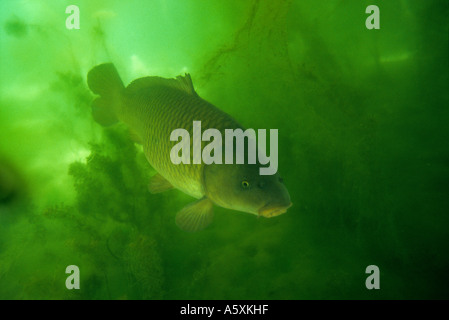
[{"left": 87, "top": 63, "right": 291, "bottom": 231}]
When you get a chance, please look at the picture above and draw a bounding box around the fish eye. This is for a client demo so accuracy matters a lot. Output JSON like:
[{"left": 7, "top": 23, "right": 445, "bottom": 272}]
[{"left": 241, "top": 180, "right": 250, "bottom": 189}]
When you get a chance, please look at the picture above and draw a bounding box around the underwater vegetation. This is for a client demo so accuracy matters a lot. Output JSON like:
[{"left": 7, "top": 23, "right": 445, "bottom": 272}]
[
  {"left": 0, "top": 127, "right": 166, "bottom": 299},
  {"left": 0, "top": 0, "right": 448, "bottom": 299}
]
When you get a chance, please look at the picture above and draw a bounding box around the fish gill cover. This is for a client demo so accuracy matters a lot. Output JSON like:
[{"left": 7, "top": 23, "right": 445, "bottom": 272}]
[{"left": 0, "top": 0, "right": 448, "bottom": 300}]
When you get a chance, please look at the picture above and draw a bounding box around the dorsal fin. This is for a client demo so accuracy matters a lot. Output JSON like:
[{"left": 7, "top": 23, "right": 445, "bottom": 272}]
[{"left": 126, "top": 73, "right": 198, "bottom": 97}]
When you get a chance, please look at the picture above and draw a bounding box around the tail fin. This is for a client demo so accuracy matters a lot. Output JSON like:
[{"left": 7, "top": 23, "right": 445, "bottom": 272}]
[{"left": 87, "top": 63, "right": 124, "bottom": 126}]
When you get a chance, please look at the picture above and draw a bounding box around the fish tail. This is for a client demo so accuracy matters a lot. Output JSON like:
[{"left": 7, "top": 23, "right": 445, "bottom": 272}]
[{"left": 87, "top": 63, "right": 124, "bottom": 126}]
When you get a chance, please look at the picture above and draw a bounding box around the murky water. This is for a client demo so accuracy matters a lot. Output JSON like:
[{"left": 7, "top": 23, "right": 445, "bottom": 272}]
[{"left": 0, "top": 0, "right": 448, "bottom": 299}]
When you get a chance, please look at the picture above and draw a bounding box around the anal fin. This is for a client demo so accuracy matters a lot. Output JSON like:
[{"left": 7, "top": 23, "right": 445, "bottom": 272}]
[
  {"left": 176, "top": 197, "right": 214, "bottom": 232},
  {"left": 148, "top": 173, "right": 174, "bottom": 194}
]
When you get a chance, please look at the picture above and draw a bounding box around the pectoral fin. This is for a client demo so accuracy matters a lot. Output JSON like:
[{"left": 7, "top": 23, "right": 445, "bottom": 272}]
[
  {"left": 148, "top": 173, "right": 174, "bottom": 194},
  {"left": 176, "top": 197, "right": 214, "bottom": 232}
]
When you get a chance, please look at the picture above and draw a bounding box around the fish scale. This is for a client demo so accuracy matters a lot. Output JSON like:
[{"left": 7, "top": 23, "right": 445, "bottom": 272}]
[{"left": 119, "top": 84, "right": 242, "bottom": 198}]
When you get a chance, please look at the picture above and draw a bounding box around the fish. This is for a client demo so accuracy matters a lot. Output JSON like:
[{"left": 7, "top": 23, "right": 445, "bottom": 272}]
[{"left": 87, "top": 63, "right": 292, "bottom": 232}]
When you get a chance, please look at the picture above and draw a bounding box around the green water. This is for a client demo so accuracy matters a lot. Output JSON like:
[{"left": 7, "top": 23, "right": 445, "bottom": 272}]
[{"left": 0, "top": 0, "right": 448, "bottom": 300}]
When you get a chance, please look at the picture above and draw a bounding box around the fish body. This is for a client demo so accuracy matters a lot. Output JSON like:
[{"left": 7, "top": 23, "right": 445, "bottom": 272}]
[{"left": 87, "top": 63, "right": 291, "bottom": 231}]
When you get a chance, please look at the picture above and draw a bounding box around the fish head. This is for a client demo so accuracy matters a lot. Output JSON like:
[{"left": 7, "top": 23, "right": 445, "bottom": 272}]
[{"left": 203, "top": 163, "right": 292, "bottom": 217}]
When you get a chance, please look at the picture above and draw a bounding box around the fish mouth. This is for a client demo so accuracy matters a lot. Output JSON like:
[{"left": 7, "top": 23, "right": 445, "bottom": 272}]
[{"left": 258, "top": 202, "right": 292, "bottom": 218}]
